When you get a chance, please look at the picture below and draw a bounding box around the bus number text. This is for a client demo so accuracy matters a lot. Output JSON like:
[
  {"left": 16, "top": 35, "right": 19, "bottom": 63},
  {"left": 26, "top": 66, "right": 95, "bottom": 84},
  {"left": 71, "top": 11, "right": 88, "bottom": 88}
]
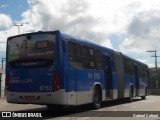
[
  {"left": 88, "top": 73, "right": 100, "bottom": 80},
  {"left": 40, "top": 86, "right": 52, "bottom": 91}
]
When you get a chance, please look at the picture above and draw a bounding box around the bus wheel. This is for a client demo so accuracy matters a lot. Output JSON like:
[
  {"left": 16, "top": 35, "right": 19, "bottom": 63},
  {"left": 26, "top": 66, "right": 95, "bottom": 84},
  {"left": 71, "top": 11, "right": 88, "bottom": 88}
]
[
  {"left": 141, "top": 87, "right": 147, "bottom": 100},
  {"left": 47, "top": 105, "right": 64, "bottom": 110},
  {"left": 93, "top": 87, "right": 102, "bottom": 109},
  {"left": 128, "top": 88, "right": 133, "bottom": 102},
  {"left": 141, "top": 96, "right": 146, "bottom": 100}
]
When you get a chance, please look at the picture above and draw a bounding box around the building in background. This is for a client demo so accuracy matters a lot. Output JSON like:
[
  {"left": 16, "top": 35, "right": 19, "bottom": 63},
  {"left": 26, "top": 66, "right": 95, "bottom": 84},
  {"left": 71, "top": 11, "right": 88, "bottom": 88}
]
[{"left": 150, "top": 67, "right": 160, "bottom": 94}]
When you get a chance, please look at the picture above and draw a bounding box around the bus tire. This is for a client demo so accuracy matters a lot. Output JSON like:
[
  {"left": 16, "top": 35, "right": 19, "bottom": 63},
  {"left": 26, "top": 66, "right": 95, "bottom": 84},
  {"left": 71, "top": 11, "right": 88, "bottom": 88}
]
[
  {"left": 93, "top": 86, "right": 102, "bottom": 109},
  {"left": 47, "top": 104, "right": 64, "bottom": 110},
  {"left": 128, "top": 87, "right": 133, "bottom": 102},
  {"left": 141, "top": 96, "right": 146, "bottom": 100},
  {"left": 141, "top": 87, "right": 147, "bottom": 100}
]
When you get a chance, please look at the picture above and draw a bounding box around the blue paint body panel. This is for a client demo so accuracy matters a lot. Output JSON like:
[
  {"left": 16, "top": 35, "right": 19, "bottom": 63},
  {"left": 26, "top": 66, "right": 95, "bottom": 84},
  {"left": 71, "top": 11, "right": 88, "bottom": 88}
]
[{"left": 6, "top": 30, "right": 150, "bottom": 104}]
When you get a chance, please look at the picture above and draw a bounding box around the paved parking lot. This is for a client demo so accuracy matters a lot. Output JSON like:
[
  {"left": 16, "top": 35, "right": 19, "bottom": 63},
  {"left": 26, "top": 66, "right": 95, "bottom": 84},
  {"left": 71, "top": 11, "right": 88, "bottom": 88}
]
[{"left": 0, "top": 96, "right": 160, "bottom": 120}]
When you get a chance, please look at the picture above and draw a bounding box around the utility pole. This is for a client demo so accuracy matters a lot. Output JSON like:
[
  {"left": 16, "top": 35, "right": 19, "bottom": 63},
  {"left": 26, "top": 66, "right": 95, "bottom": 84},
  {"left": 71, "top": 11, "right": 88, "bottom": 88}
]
[
  {"left": 14, "top": 24, "right": 23, "bottom": 34},
  {"left": 146, "top": 50, "right": 159, "bottom": 89}
]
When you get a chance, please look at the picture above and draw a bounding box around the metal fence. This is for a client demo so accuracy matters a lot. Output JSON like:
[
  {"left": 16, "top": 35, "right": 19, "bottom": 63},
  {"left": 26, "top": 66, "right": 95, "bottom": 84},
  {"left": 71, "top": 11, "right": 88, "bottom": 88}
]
[{"left": 150, "top": 83, "right": 160, "bottom": 95}]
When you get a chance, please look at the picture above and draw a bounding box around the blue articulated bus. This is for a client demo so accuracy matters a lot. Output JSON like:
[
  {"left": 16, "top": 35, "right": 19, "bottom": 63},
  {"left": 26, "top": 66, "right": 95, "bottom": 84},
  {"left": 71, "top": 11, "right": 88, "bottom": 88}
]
[{"left": 6, "top": 30, "right": 150, "bottom": 109}]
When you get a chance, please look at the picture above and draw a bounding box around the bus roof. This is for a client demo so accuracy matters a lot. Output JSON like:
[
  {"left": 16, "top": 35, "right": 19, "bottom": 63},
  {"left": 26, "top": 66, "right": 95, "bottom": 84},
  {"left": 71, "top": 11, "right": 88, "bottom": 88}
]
[
  {"left": 60, "top": 32, "right": 148, "bottom": 67},
  {"left": 7, "top": 30, "right": 148, "bottom": 67},
  {"left": 60, "top": 32, "right": 114, "bottom": 53}
]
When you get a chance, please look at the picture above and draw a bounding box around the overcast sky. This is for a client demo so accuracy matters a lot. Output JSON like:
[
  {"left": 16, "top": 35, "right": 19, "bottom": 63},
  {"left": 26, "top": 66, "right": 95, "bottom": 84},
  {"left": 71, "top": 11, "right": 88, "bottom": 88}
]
[{"left": 1, "top": 0, "right": 160, "bottom": 67}]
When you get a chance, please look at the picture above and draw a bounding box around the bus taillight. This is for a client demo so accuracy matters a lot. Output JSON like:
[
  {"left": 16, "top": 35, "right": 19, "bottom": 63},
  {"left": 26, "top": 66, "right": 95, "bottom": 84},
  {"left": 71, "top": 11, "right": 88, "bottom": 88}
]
[
  {"left": 54, "top": 74, "right": 61, "bottom": 91},
  {"left": 5, "top": 77, "right": 10, "bottom": 91}
]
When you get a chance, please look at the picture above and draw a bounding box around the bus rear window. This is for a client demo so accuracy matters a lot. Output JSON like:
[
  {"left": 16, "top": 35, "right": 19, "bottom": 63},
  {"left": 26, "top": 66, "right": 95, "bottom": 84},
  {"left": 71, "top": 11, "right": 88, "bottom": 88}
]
[{"left": 7, "top": 33, "right": 55, "bottom": 67}]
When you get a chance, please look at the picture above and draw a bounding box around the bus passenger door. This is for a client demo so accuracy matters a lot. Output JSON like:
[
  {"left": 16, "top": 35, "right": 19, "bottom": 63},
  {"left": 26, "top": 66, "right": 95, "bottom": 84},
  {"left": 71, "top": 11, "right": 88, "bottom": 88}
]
[
  {"left": 114, "top": 52, "right": 124, "bottom": 99},
  {"left": 103, "top": 55, "right": 112, "bottom": 99},
  {"left": 134, "top": 64, "right": 139, "bottom": 96}
]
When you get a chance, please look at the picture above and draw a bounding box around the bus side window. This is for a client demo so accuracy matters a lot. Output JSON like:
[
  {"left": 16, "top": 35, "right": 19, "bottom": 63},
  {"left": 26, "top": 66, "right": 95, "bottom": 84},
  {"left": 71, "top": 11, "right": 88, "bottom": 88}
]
[
  {"left": 68, "top": 41, "right": 83, "bottom": 68},
  {"left": 95, "top": 50, "right": 102, "bottom": 70},
  {"left": 111, "top": 55, "right": 115, "bottom": 72},
  {"left": 139, "top": 66, "right": 147, "bottom": 77},
  {"left": 124, "top": 59, "right": 134, "bottom": 75},
  {"left": 82, "top": 46, "right": 96, "bottom": 69}
]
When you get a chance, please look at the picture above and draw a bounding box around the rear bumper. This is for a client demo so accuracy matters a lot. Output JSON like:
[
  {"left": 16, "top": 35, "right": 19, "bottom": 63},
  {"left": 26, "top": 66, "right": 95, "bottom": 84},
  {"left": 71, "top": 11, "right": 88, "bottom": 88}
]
[{"left": 6, "top": 89, "right": 68, "bottom": 105}]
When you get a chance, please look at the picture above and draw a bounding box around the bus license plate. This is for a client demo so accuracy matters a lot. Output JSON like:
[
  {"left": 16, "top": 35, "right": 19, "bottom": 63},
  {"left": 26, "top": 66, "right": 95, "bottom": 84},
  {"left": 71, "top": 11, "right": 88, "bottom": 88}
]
[{"left": 25, "top": 96, "right": 35, "bottom": 101}]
